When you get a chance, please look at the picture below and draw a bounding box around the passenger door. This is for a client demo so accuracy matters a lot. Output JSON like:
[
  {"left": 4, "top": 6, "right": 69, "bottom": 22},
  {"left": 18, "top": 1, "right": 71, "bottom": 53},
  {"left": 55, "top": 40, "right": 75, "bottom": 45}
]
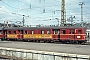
[
  {"left": 53, "top": 29, "right": 60, "bottom": 40},
  {"left": 4, "top": 30, "right": 7, "bottom": 40}
]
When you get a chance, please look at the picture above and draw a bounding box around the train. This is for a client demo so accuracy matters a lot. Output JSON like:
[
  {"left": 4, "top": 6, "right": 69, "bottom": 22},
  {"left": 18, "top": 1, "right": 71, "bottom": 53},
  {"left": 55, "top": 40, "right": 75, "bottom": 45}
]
[{"left": 0, "top": 25, "right": 87, "bottom": 44}]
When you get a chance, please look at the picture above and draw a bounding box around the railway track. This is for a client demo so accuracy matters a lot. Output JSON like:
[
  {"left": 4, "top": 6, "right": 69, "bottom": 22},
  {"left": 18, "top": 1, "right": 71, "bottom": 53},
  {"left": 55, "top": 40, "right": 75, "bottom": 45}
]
[
  {"left": 2, "top": 40, "right": 90, "bottom": 45},
  {"left": 53, "top": 41, "right": 90, "bottom": 45},
  {"left": 33, "top": 40, "right": 90, "bottom": 45}
]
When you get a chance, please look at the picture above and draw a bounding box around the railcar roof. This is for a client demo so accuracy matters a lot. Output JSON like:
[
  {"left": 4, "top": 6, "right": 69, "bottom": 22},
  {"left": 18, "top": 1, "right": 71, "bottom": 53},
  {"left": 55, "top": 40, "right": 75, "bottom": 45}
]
[{"left": 3, "top": 26, "right": 85, "bottom": 30}]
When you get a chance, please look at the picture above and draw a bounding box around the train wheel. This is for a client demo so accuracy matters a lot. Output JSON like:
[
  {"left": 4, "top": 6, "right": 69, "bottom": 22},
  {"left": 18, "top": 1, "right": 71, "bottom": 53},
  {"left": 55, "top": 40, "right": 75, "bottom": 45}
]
[
  {"left": 37, "top": 40, "right": 40, "bottom": 43},
  {"left": 43, "top": 40, "right": 46, "bottom": 43}
]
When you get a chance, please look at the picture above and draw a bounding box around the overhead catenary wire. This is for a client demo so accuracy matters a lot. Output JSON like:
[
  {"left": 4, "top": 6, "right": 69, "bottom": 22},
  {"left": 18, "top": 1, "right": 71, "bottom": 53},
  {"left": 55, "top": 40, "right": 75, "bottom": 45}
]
[
  {"left": 0, "top": 1, "right": 30, "bottom": 19},
  {"left": 1, "top": 0, "right": 61, "bottom": 16},
  {"left": 1, "top": 0, "right": 18, "bottom": 9},
  {"left": 0, "top": 0, "right": 90, "bottom": 25},
  {"left": 1, "top": 0, "right": 58, "bottom": 11}
]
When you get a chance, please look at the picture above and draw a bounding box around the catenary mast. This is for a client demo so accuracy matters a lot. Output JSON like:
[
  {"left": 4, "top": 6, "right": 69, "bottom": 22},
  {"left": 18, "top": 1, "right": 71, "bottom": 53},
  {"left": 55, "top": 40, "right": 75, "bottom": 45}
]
[
  {"left": 79, "top": 2, "right": 84, "bottom": 27},
  {"left": 61, "top": 0, "right": 66, "bottom": 26}
]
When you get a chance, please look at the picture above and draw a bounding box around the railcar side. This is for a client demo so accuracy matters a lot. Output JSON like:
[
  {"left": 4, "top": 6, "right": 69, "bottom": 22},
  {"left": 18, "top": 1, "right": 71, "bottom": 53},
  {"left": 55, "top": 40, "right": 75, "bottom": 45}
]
[
  {"left": 3, "top": 27, "right": 23, "bottom": 41},
  {"left": 23, "top": 28, "right": 53, "bottom": 42},
  {"left": 60, "top": 28, "right": 86, "bottom": 43},
  {"left": 3, "top": 26, "right": 87, "bottom": 44}
]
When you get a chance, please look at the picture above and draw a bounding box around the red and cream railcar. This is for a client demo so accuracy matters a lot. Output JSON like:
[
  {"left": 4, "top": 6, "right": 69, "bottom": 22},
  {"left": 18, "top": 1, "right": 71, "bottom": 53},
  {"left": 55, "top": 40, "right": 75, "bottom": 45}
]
[
  {"left": 60, "top": 27, "right": 86, "bottom": 43},
  {"left": 3, "top": 26, "right": 86, "bottom": 43},
  {"left": 22, "top": 27, "right": 53, "bottom": 42},
  {"left": 0, "top": 28, "right": 4, "bottom": 40},
  {"left": 20, "top": 27, "right": 86, "bottom": 43},
  {"left": 22, "top": 27, "right": 62, "bottom": 42},
  {"left": 4, "top": 27, "right": 23, "bottom": 40}
]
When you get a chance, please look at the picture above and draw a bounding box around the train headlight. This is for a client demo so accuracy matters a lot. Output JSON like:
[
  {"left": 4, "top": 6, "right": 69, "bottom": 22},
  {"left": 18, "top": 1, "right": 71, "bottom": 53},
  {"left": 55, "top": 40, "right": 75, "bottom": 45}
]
[{"left": 77, "top": 36, "right": 81, "bottom": 38}]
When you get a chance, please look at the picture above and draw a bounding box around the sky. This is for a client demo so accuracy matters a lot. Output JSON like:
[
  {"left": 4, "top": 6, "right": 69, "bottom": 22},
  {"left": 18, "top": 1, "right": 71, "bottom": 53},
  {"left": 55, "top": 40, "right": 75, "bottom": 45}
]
[{"left": 0, "top": 0, "right": 90, "bottom": 26}]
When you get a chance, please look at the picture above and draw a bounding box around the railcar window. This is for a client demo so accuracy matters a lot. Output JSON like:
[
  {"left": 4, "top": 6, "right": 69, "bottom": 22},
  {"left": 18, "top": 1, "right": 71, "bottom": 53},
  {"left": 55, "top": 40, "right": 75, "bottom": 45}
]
[
  {"left": 18, "top": 30, "right": 20, "bottom": 34},
  {"left": 53, "top": 30, "right": 60, "bottom": 34},
  {"left": 14, "top": 31, "right": 16, "bottom": 34},
  {"left": 62, "top": 30, "right": 66, "bottom": 34},
  {"left": 54, "top": 30, "right": 57, "bottom": 34},
  {"left": 57, "top": 30, "right": 60, "bottom": 34},
  {"left": 78, "top": 30, "right": 81, "bottom": 34},
  {"left": 70, "top": 30, "right": 74, "bottom": 34},
  {"left": 47, "top": 30, "right": 50, "bottom": 34},
  {"left": 41, "top": 30, "right": 44, "bottom": 34},
  {"left": 25, "top": 30, "right": 28, "bottom": 34},
  {"left": 8, "top": 31, "right": 11, "bottom": 34},
  {"left": 31, "top": 30, "right": 34, "bottom": 34},
  {"left": 0, "top": 30, "right": 2, "bottom": 34}
]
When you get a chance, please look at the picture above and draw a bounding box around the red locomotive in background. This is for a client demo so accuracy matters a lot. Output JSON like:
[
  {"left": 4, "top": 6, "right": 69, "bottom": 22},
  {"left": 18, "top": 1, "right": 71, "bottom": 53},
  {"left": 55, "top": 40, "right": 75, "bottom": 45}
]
[{"left": 0, "top": 26, "right": 87, "bottom": 44}]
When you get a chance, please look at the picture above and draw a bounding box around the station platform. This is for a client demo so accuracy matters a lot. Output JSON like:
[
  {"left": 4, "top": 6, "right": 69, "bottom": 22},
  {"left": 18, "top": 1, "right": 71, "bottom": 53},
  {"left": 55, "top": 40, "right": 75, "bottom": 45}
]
[
  {"left": 0, "top": 41, "right": 89, "bottom": 60},
  {"left": 0, "top": 41, "right": 90, "bottom": 55}
]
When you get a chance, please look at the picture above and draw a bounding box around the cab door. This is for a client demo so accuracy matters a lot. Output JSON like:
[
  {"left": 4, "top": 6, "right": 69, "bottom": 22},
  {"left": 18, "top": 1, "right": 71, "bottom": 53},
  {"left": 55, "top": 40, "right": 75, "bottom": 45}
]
[
  {"left": 69, "top": 29, "right": 75, "bottom": 40},
  {"left": 57, "top": 29, "right": 60, "bottom": 40}
]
